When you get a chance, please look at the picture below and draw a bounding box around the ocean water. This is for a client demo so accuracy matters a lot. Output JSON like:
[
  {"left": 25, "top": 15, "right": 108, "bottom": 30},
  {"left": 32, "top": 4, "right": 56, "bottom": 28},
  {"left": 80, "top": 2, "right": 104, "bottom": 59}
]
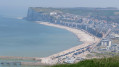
[
  {"left": 0, "top": 16, "right": 81, "bottom": 67},
  {"left": 0, "top": 16, "right": 81, "bottom": 57}
]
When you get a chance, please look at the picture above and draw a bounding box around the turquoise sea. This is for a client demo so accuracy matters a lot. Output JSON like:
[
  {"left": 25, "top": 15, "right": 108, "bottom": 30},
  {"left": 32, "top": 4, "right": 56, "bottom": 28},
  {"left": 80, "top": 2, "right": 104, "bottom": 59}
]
[{"left": 0, "top": 16, "right": 81, "bottom": 59}]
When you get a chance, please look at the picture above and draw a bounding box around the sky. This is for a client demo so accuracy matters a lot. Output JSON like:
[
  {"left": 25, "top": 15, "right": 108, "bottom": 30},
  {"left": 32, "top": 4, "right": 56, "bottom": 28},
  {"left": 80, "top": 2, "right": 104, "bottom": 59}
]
[{"left": 0, "top": 0, "right": 119, "bottom": 17}]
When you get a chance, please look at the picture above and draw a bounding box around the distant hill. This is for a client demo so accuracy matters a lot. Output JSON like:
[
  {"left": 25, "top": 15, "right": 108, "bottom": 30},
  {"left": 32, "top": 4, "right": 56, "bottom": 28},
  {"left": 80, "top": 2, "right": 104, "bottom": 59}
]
[
  {"left": 25, "top": 7, "right": 119, "bottom": 24},
  {"left": 51, "top": 56, "right": 119, "bottom": 67},
  {"left": 60, "top": 7, "right": 119, "bottom": 16},
  {"left": 28, "top": 7, "right": 119, "bottom": 16}
]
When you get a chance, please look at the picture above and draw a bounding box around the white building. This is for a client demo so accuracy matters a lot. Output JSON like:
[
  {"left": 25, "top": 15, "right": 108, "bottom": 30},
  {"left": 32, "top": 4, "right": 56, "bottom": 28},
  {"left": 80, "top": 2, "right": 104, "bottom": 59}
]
[
  {"left": 100, "top": 39, "right": 112, "bottom": 50},
  {"left": 64, "top": 57, "right": 75, "bottom": 64}
]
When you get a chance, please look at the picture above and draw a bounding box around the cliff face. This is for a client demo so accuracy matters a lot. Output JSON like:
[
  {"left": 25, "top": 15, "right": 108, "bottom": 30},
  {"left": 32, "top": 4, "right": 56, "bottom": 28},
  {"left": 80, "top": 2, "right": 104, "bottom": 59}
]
[
  {"left": 26, "top": 7, "right": 35, "bottom": 20},
  {"left": 26, "top": 7, "right": 55, "bottom": 22}
]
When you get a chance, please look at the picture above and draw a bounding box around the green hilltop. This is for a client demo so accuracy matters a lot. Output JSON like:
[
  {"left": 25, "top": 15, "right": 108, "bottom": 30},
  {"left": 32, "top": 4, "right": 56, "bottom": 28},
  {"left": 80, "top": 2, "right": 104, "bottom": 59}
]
[
  {"left": 30, "top": 7, "right": 119, "bottom": 16},
  {"left": 51, "top": 56, "right": 119, "bottom": 67}
]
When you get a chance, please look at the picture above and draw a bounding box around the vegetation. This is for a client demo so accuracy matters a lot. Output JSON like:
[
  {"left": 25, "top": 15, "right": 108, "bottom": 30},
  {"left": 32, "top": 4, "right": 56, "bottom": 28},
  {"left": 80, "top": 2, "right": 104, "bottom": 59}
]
[
  {"left": 31, "top": 7, "right": 119, "bottom": 16},
  {"left": 51, "top": 56, "right": 119, "bottom": 67},
  {"left": 61, "top": 8, "right": 119, "bottom": 16}
]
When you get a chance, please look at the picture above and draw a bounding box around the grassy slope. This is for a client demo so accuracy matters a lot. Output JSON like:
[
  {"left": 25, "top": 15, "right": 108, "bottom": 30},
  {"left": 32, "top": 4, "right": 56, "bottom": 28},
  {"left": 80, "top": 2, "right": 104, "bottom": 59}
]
[
  {"left": 52, "top": 56, "right": 119, "bottom": 67},
  {"left": 60, "top": 8, "right": 119, "bottom": 16},
  {"left": 31, "top": 7, "right": 119, "bottom": 16}
]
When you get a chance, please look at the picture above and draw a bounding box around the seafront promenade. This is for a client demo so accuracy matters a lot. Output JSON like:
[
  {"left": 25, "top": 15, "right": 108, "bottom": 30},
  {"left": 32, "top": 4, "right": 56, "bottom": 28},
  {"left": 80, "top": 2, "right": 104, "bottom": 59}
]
[{"left": 36, "top": 21, "right": 101, "bottom": 65}]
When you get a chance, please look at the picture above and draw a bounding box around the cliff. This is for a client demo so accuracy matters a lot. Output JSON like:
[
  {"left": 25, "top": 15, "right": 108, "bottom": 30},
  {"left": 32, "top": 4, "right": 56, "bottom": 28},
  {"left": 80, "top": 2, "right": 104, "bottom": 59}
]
[{"left": 26, "top": 7, "right": 61, "bottom": 22}]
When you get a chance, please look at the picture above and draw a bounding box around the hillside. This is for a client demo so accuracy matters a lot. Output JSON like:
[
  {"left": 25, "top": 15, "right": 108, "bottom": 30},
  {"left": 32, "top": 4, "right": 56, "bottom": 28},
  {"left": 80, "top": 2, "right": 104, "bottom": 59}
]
[
  {"left": 28, "top": 7, "right": 119, "bottom": 16},
  {"left": 51, "top": 56, "right": 119, "bottom": 67}
]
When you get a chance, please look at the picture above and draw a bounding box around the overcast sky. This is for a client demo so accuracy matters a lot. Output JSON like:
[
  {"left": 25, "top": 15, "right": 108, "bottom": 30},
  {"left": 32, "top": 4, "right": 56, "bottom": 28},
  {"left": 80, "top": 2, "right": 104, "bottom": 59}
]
[{"left": 0, "top": 0, "right": 119, "bottom": 17}]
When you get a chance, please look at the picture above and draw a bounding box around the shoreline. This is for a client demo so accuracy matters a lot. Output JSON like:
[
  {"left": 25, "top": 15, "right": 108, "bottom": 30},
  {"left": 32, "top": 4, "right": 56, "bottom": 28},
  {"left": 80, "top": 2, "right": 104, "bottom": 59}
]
[
  {"left": 37, "top": 21, "right": 99, "bottom": 43},
  {"left": 36, "top": 21, "right": 100, "bottom": 64},
  {"left": 0, "top": 21, "right": 101, "bottom": 65}
]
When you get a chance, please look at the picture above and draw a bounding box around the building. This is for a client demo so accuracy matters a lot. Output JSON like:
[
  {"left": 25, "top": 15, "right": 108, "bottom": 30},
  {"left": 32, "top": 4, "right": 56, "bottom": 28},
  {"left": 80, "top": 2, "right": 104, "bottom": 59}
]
[
  {"left": 110, "top": 44, "right": 119, "bottom": 53},
  {"left": 100, "top": 39, "right": 112, "bottom": 50},
  {"left": 64, "top": 57, "right": 75, "bottom": 64}
]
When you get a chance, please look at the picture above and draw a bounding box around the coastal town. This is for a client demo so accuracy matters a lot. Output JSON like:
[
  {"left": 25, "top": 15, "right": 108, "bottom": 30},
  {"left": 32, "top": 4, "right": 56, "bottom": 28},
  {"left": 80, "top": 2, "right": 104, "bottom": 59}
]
[
  {"left": 0, "top": 7, "right": 119, "bottom": 66},
  {"left": 26, "top": 7, "right": 119, "bottom": 65}
]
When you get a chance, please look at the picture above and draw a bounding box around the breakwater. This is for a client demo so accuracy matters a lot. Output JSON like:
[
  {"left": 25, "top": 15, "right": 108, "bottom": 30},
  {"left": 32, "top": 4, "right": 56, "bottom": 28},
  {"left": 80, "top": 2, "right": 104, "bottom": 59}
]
[
  {"left": 0, "top": 56, "right": 48, "bottom": 66},
  {"left": 0, "top": 56, "right": 38, "bottom": 60}
]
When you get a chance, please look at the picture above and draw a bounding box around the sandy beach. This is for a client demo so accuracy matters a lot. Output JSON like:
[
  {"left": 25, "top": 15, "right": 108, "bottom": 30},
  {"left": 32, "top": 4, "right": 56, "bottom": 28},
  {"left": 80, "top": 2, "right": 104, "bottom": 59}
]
[
  {"left": 0, "top": 21, "right": 101, "bottom": 65},
  {"left": 36, "top": 21, "right": 100, "bottom": 64}
]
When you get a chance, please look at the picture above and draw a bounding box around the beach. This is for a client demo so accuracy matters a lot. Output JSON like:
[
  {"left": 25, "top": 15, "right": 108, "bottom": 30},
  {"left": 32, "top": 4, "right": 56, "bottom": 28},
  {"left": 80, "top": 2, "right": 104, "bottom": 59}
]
[
  {"left": 0, "top": 21, "right": 101, "bottom": 65},
  {"left": 36, "top": 21, "right": 100, "bottom": 65}
]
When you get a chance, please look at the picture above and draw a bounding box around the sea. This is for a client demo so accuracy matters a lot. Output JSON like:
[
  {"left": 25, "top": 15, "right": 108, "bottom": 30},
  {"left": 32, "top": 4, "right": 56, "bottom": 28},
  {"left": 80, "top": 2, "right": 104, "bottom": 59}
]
[{"left": 0, "top": 16, "right": 81, "bottom": 67}]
